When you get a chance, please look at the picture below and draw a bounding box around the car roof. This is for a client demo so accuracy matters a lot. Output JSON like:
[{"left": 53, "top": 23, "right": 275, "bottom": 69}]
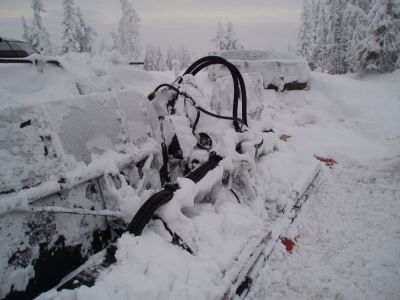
[{"left": 0, "top": 36, "right": 25, "bottom": 43}]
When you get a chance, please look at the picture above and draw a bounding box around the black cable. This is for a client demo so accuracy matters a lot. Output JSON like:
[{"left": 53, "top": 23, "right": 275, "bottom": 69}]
[
  {"left": 152, "top": 215, "right": 194, "bottom": 254},
  {"left": 148, "top": 56, "right": 248, "bottom": 131},
  {"left": 128, "top": 55, "right": 248, "bottom": 236},
  {"left": 155, "top": 83, "right": 180, "bottom": 93},
  {"left": 149, "top": 83, "right": 245, "bottom": 127},
  {"left": 127, "top": 154, "right": 222, "bottom": 236},
  {"left": 184, "top": 56, "right": 248, "bottom": 128},
  {"left": 192, "top": 111, "right": 201, "bottom": 134}
]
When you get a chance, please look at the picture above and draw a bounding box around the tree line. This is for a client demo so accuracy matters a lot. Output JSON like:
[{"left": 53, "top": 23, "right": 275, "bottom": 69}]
[
  {"left": 144, "top": 21, "right": 243, "bottom": 71},
  {"left": 22, "top": 0, "right": 139, "bottom": 58},
  {"left": 20, "top": 0, "right": 244, "bottom": 72},
  {"left": 297, "top": 0, "right": 400, "bottom": 75}
]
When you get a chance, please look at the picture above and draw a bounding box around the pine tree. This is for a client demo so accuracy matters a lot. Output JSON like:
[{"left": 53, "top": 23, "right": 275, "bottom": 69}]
[
  {"left": 311, "top": 0, "right": 320, "bottom": 44},
  {"left": 165, "top": 46, "right": 176, "bottom": 71},
  {"left": 354, "top": 0, "right": 400, "bottom": 74},
  {"left": 343, "top": 1, "right": 368, "bottom": 71},
  {"left": 176, "top": 45, "right": 192, "bottom": 69},
  {"left": 21, "top": 17, "right": 33, "bottom": 46},
  {"left": 224, "top": 22, "right": 243, "bottom": 50},
  {"left": 76, "top": 8, "right": 96, "bottom": 53},
  {"left": 212, "top": 22, "right": 226, "bottom": 50},
  {"left": 297, "top": 0, "right": 315, "bottom": 61},
  {"left": 310, "top": 0, "right": 328, "bottom": 70},
  {"left": 112, "top": 0, "right": 141, "bottom": 60},
  {"left": 144, "top": 45, "right": 161, "bottom": 71},
  {"left": 143, "top": 45, "right": 153, "bottom": 71},
  {"left": 156, "top": 47, "right": 165, "bottom": 71},
  {"left": 212, "top": 21, "right": 243, "bottom": 51},
  {"left": 325, "top": 0, "right": 347, "bottom": 74},
  {"left": 21, "top": 0, "right": 53, "bottom": 55},
  {"left": 61, "top": 0, "right": 80, "bottom": 53}
]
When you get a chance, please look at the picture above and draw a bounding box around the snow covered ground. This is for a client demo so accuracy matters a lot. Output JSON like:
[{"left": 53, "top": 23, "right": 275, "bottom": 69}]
[
  {"left": 1, "top": 54, "right": 399, "bottom": 299},
  {"left": 248, "top": 71, "right": 400, "bottom": 300}
]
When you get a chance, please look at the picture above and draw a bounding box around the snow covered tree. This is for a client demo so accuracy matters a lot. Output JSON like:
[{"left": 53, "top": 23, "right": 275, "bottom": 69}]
[
  {"left": 324, "top": 0, "right": 348, "bottom": 74},
  {"left": 297, "top": 0, "right": 315, "bottom": 61},
  {"left": 163, "top": 45, "right": 192, "bottom": 71},
  {"left": 212, "top": 21, "right": 243, "bottom": 51},
  {"left": 61, "top": 0, "right": 80, "bottom": 53},
  {"left": 303, "top": 0, "right": 399, "bottom": 75},
  {"left": 144, "top": 45, "right": 165, "bottom": 71},
  {"left": 143, "top": 45, "right": 155, "bottom": 71},
  {"left": 310, "top": 0, "right": 328, "bottom": 70},
  {"left": 353, "top": 0, "right": 400, "bottom": 74},
  {"left": 112, "top": 0, "right": 141, "bottom": 60},
  {"left": 156, "top": 47, "right": 166, "bottom": 71},
  {"left": 224, "top": 22, "right": 243, "bottom": 50},
  {"left": 212, "top": 22, "right": 226, "bottom": 50},
  {"left": 165, "top": 46, "right": 176, "bottom": 71},
  {"left": 61, "top": 0, "right": 97, "bottom": 54},
  {"left": 76, "top": 8, "right": 96, "bottom": 53},
  {"left": 176, "top": 45, "right": 192, "bottom": 69},
  {"left": 311, "top": 0, "right": 320, "bottom": 42},
  {"left": 21, "top": 17, "right": 32, "bottom": 46},
  {"left": 21, "top": 0, "right": 53, "bottom": 55},
  {"left": 343, "top": 1, "right": 368, "bottom": 71}
]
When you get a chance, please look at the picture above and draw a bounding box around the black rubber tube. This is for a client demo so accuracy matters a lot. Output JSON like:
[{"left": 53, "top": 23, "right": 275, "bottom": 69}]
[
  {"left": 184, "top": 56, "right": 248, "bottom": 128},
  {"left": 150, "top": 82, "right": 245, "bottom": 126},
  {"left": 127, "top": 155, "right": 223, "bottom": 236}
]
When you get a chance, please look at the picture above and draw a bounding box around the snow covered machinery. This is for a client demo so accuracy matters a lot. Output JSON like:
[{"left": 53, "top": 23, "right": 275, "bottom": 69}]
[{"left": 0, "top": 56, "right": 320, "bottom": 299}]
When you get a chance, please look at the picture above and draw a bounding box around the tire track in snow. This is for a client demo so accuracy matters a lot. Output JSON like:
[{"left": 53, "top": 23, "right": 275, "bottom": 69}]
[{"left": 248, "top": 157, "right": 400, "bottom": 300}]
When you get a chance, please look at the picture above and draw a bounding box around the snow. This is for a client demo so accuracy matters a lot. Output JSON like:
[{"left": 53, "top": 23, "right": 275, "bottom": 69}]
[
  {"left": 0, "top": 62, "right": 79, "bottom": 109},
  {"left": 1, "top": 52, "right": 399, "bottom": 300},
  {"left": 212, "top": 50, "right": 311, "bottom": 90},
  {"left": 37, "top": 66, "right": 400, "bottom": 300},
  {"left": 0, "top": 58, "right": 167, "bottom": 297},
  {"left": 211, "top": 72, "right": 264, "bottom": 120},
  {"left": 247, "top": 70, "right": 400, "bottom": 300},
  {"left": 218, "top": 50, "right": 303, "bottom": 62}
]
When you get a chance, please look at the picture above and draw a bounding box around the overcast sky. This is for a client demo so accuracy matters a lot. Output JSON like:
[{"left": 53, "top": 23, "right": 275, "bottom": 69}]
[{"left": 0, "top": 0, "right": 302, "bottom": 55}]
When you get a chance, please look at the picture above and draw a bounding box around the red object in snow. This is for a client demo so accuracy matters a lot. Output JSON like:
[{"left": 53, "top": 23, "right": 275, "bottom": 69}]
[
  {"left": 280, "top": 237, "right": 295, "bottom": 253},
  {"left": 314, "top": 155, "right": 337, "bottom": 168}
]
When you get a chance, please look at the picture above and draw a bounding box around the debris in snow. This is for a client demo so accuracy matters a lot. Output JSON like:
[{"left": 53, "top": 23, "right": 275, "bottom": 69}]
[
  {"left": 314, "top": 155, "right": 337, "bottom": 168},
  {"left": 279, "top": 134, "right": 292, "bottom": 142},
  {"left": 280, "top": 237, "right": 296, "bottom": 253}
]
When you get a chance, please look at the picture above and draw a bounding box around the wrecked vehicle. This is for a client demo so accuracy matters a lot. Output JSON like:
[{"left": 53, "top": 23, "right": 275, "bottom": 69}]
[{"left": 0, "top": 56, "right": 319, "bottom": 300}]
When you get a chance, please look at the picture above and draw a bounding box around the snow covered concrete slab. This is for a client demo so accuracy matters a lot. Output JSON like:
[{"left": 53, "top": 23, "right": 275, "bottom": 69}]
[{"left": 210, "top": 50, "right": 311, "bottom": 91}]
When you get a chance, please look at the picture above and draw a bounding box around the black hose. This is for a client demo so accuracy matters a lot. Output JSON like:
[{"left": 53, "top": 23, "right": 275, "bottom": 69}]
[
  {"left": 150, "top": 83, "right": 246, "bottom": 127},
  {"left": 127, "top": 154, "right": 223, "bottom": 236},
  {"left": 149, "top": 56, "right": 248, "bottom": 131},
  {"left": 184, "top": 56, "right": 248, "bottom": 129},
  {"left": 128, "top": 56, "right": 248, "bottom": 235}
]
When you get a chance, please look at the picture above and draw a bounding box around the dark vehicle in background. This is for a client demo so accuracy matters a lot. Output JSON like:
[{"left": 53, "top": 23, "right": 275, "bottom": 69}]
[
  {"left": 0, "top": 36, "right": 62, "bottom": 67},
  {"left": 0, "top": 36, "right": 35, "bottom": 58}
]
